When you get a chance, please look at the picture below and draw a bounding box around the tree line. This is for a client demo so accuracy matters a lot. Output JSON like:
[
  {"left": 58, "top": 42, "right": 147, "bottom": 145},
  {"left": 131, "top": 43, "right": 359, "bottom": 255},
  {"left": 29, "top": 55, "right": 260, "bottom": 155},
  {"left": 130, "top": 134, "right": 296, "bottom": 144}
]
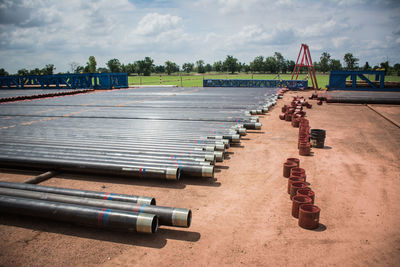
[{"left": 1, "top": 52, "right": 399, "bottom": 76}]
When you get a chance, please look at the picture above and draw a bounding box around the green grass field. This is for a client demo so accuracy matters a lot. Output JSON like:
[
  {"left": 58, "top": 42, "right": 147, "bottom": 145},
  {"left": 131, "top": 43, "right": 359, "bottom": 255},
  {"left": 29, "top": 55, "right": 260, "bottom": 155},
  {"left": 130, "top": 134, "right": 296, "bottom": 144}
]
[{"left": 128, "top": 73, "right": 400, "bottom": 88}]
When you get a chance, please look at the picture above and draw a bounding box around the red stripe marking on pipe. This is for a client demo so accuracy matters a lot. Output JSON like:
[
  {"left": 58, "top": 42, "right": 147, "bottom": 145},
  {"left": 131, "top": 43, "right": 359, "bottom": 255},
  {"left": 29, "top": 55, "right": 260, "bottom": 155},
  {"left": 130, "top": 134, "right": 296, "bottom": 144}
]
[
  {"left": 103, "top": 193, "right": 111, "bottom": 200},
  {"left": 98, "top": 208, "right": 106, "bottom": 227},
  {"left": 132, "top": 203, "right": 141, "bottom": 213}
]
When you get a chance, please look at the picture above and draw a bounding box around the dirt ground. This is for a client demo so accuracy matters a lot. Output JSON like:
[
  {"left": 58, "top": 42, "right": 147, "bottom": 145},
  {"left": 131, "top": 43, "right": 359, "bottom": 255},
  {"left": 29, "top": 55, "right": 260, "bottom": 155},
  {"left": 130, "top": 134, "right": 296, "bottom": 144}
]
[{"left": 0, "top": 91, "right": 399, "bottom": 266}]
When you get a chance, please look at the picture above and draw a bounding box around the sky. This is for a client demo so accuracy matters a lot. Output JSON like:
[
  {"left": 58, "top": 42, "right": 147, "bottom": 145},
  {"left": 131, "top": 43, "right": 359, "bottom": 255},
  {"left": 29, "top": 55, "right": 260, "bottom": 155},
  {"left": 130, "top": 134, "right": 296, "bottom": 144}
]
[{"left": 0, "top": 0, "right": 399, "bottom": 73}]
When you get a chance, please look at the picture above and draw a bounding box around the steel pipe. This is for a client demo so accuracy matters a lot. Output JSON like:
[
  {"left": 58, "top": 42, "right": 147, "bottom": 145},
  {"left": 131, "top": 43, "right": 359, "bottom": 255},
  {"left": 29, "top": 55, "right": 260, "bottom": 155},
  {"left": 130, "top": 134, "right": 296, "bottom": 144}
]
[
  {"left": 0, "top": 181, "right": 155, "bottom": 205},
  {"left": 0, "top": 187, "right": 191, "bottom": 227},
  {"left": 0, "top": 195, "right": 158, "bottom": 233}
]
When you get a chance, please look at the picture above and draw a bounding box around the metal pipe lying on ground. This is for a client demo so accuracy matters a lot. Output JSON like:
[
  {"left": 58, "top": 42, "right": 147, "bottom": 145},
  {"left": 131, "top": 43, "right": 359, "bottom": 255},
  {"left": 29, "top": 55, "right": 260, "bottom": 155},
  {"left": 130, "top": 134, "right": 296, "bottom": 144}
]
[
  {"left": 0, "top": 157, "right": 181, "bottom": 180},
  {"left": 0, "top": 187, "right": 191, "bottom": 227},
  {"left": 23, "top": 170, "right": 58, "bottom": 184},
  {"left": 0, "top": 146, "right": 215, "bottom": 178},
  {"left": 0, "top": 181, "right": 156, "bottom": 205},
  {"left": 0, "top": 195, "right": 158, "bottom": 233}
]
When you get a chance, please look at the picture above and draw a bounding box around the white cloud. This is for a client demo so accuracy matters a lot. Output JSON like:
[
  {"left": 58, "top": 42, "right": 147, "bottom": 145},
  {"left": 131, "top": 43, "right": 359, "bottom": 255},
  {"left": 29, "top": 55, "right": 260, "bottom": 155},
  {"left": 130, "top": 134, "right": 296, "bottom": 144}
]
[
  {"left": 135, "top": 13, "right": 182, "bottom": 36},
  {"left": 332, "top": 37, "right": 350, "bottom": 48}
]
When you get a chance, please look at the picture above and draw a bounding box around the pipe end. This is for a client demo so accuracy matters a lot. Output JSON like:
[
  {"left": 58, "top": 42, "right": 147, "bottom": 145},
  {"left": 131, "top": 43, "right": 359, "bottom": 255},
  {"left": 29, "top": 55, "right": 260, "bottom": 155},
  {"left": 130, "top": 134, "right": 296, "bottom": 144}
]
[
  {"left": 238, "top": 128, "right": 247, "bottom": 136},
  {"left": 215, "top": 143, "right": 226, "bottom": 152},
  {"left": 172, "top": 208, "right": 192, "bottom": 227},
  {"left": 136, "top": 213, "right": 158, "bottom": 233},
  {"left": 204, "top": 154, "right": 216, "bottom": 162},
  {"left": 166, "top": 167, "right": 179, "bottom": 180},
  {"left": 137, "top": 196, "right": 156, "bottom": 206},
  {"left": 202, "top": 165, "right": 215, "bottom": 178},
  {"left": 231, "top": 134, "right": 240, "bottom": 143},
  {"left": 214, "top": 151, "right": 224, "bottom": 162}
]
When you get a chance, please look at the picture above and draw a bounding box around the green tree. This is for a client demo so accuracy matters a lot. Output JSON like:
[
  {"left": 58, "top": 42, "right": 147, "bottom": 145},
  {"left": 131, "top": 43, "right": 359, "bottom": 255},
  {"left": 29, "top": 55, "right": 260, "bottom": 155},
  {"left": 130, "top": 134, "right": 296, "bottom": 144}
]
[
  {"left": 97, "top": 67, "right": 109, "bottom": 73},
  {"left": 241, "top": 63, "right": 250, "bottom": 73},
  {"left": 29, "top": 68, "right": 41, "bottom": 75},
  {"left": 319, "top": 52, "right": 331, "bottom": 73},
  {"left": 313, "top": 61, "right": 321, "bottom": 72},
  {"left": 343, "top": 53, "right": 359, "bottom": 70},
  {"left": 250, "top": 56, "right": 265, "bottom": 73},
  {"left": 41, "top": 64, "right": 55, "bottom": 75},
  {"left": 0, "top": 68, "right": 9, "bottom": 76},
  {"left": 274, "top": 52, "right": 285, "bottom": 73},
  {"left": 122, "top": 63, "right": 135, "bottom": 74},
  {"left": 265, "top": 56, "right": 277, "bottom": 73},
  {"left": 182, "top": 62, "right": 194, "bottom": 73},
  {"left": 106, "top": 58, "right": 122, "bottom": 72},
  {"left": 135, "top": 57, "right": 154, "bottom": 76},
  {"left": 212, "top": 61, "right": 223, "bottom": 72},
  {"left": 380, "top": 61, "right": 389, "bottom": 74},
  {"left": 86, "top": 56, "right": 97, "bottom": 73},
  {"left": 17, "top": 68, "right": 29, "bottom": 75},
  {"left": 393, "top": 63, "right": 400, "bottom": 76},
  {"left": 286, "top": 60, "right": 295, "bottom": 74},
  {"left": 329, "top": 59, "right": 342, "bottom": 70},
  {"left": 165, "top": 60, "right": 179, "bottom": 75},
  {"left": 223, "top": 55, "right": 238, "bottom": 74},
  {"left": 196, "top": 60, "right": 205, "bottom": 73},
  {"left": 363, "top": 62, "right": 371, "bottom": 71},
  {"left": 205, "top": 63, "right": 212, "bottom": 73},
  {"left": 153, "top": 65, "right": 165, "bottom": 74}
]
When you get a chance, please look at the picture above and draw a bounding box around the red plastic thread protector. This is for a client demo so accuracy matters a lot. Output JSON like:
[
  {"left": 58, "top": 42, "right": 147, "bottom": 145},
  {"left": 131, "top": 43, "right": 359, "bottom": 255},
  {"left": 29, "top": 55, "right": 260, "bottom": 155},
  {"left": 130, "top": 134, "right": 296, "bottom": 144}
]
[
  {"left": 296, "top": 188, "right": 315, "bottom": 204},
  {"left": 292, "top": 195, "right": 313, "bottom": 218},
  {"left": 290, "top": 181, "right": 308, "bottom": 199},
  {"left": 287, "top": 177, "right": 305, "bottom": 194},
  {"left": 290, "top": 172, "right": 307, "bottom": 182},
  {"left": 291, "top": 167, "right": 305, "bottom": 175},
  {"left": 283, "top": 161, "right": 297, "bottom": 178},
  {"left": 298, "top": 204, "right": 320, "bottom": 230},
  {"left": 286, "top": 158, "right": 300, "bottom": 167}
]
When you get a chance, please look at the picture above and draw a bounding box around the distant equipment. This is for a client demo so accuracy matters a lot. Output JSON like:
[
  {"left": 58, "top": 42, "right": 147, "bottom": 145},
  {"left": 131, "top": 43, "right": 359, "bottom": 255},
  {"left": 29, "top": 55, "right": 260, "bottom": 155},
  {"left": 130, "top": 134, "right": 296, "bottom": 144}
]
[
  {"left": 203, "top": 79, "right": 308, "bottom": 90},
  {"left": 0, "top": 73, "right": 128, "bottom": 90},
  {"left": 291, "top": 44, "right": 318, "bottom": 89},
  {"left": 327, "top": 70, "right": 400, "bottom": 92}
]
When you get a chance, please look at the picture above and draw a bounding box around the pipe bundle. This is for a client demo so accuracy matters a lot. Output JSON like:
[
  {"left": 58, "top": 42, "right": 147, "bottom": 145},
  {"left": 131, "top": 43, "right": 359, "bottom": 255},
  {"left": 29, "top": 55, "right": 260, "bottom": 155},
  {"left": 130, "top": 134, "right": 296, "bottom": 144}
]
[
  {"left": 318, "top": 91, "right": 400, "bottom": 104},
  {"left": 0, "top": 181, "right": 191, "bottom": 233},
  {"left": 0, "top": 87, "right": 278, "bottom": 180}
]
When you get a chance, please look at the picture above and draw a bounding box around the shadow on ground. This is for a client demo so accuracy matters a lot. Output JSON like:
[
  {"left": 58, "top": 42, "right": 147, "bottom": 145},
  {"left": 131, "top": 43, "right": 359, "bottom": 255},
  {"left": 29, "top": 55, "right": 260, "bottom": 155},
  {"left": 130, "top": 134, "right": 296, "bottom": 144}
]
[{"left": 0, "top": 213, "right": 201, "bottom": 249}]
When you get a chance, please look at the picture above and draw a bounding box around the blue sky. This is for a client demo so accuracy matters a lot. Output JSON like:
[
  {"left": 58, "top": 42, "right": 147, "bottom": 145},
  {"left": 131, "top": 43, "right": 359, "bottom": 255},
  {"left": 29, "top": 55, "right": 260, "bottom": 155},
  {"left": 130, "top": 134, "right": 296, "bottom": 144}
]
[{"left": 0, "top": 0, "right": 399, "bottom": 73}]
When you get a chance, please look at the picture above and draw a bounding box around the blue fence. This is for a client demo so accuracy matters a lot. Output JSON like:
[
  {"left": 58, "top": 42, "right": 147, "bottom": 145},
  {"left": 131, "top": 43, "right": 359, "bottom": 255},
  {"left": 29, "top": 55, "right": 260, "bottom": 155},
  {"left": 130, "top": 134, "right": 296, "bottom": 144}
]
[
  {"left": 328, "top": 70, "right": 400, "bottom": 92},
  {"left": 203, "top": 79, "right": 308, "bottom": 89},
  {"left": 0, "top": 73, "right": 128, "bottom": 90}
]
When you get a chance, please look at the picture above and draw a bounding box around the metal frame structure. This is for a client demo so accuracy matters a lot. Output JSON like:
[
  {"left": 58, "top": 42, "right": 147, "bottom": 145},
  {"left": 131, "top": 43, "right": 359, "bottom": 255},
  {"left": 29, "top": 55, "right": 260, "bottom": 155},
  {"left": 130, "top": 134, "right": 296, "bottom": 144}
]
[
  {"left": 326, "top": 70, "right": 400, "bottom": 91},
  {"left": 0, "top": 73, "right": 128, "bottom": 89},
  {"left": 291, "top": 44, "right": 318, "bottom": 89},
  {"left": 203, "top": 79, "right": 308, "bottom": 90}
]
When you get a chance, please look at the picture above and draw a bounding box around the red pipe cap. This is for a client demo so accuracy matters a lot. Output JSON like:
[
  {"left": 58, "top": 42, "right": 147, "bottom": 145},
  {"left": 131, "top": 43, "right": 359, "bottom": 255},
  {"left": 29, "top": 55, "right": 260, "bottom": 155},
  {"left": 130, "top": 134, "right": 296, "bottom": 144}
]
[{"left": 298, "top": 204, "right": 320, "bottom": 230}]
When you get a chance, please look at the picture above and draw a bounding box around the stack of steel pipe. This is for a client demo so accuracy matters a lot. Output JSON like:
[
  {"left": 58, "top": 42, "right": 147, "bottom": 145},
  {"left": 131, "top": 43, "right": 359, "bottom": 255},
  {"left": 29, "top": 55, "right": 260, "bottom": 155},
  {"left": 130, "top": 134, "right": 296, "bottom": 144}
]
[
  {"left": 0, "top": 181, "right": 192, "bottom": 233},
  {"left": 0, "top": 87, "right": 279, "bottom": 180},
  {"left": 0, "top": 89, "right": 94, "bottom": 103},
  {"left": 318, "top": 91, "right": 400, "bottom": 104}
]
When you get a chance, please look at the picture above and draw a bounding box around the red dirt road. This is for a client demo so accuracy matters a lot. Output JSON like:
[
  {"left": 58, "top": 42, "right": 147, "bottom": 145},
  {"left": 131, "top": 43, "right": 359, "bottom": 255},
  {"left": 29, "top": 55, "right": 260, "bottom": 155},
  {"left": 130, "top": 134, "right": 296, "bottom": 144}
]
[{"left": 0, "top": 91, "right": 399, "bottom": 266}]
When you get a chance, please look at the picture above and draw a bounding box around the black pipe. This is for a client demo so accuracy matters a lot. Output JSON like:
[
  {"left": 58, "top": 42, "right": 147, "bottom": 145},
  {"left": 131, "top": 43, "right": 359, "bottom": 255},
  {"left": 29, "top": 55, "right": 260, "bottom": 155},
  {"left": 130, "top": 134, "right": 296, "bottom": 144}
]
[
  {"left": 0, "top": 157, "right": 180, "bottom": 180},
  {"left": 0, "top": 195, "right": 158, "bottom": 233},
  {"left": 0, "top": 181, "right": 155, "bottom": 205},
  {"left": 23, "top": 171, "right": 58, "bottom": 184},
  {"left": 0, "top": 187, "right": 191, "bottom": 227}
]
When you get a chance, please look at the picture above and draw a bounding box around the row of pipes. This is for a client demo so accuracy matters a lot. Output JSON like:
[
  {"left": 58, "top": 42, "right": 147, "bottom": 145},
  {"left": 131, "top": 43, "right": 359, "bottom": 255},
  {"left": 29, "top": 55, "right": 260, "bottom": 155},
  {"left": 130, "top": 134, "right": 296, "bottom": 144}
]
[
  {"left": 0, "top": 181, "right": 190, "bottom": 233},
  {"left": 0, "top": 87, "right": 279, "bottom": 180}
]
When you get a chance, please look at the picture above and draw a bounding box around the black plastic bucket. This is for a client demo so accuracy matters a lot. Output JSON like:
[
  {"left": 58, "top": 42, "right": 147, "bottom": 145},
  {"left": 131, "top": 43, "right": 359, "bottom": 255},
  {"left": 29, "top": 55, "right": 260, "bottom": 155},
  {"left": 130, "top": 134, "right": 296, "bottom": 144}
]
[{"left": 310, "top": 129, "right": 326, "bottom": 148}]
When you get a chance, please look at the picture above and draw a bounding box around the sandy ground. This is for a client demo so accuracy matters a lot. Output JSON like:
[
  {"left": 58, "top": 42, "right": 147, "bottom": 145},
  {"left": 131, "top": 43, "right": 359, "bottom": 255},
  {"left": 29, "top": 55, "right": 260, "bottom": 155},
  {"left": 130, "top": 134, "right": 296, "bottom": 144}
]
[{"left": 0, "top": 91, "right": 399, "bottom": 266}]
